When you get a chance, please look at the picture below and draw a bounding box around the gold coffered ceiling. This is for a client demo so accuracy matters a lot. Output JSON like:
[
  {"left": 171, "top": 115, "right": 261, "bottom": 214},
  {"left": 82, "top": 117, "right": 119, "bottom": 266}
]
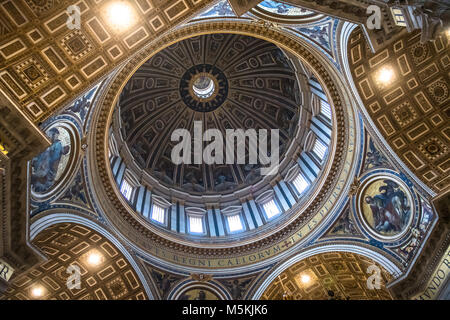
[
  {"left": 0, "top": 223, "right": 147, "bottom": 300},
  {"left": 348, "top": 28, "right": 450, "bottom": 194},
  {"left": 261, "top": 252, "right": 393, "bottom": 300},
  {"left": 0, "top": 0, "right": 215, "bottom": 123}
]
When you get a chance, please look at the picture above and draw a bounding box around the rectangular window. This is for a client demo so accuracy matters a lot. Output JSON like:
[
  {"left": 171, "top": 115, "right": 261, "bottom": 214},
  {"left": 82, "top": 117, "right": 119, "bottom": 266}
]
[
  {"left": 263, "top": 199, "right": 281, "bottom": 219},
  {"left": 292, "top": 173, "right": 309, "bottom": 195},
  {"left": 189, "top": 216, "right": 203, "bottom": 233},
  {"left": 320, "top": 100, "right": 332, "bottom": 120},
  {"left": 120, "top": 179, "right": 133, "bottom": 201},
  {"left": 151, "top": 204, "right": 165, "bottom": 224},
  {"left": 312, "top": 139, "right": 327, "bottom": 161},
  {"left": 227, "top": 214, "right": 243, "bottom": 232},
  {"left": 391, "top": 8, "right": 407, "bottom": 27}
]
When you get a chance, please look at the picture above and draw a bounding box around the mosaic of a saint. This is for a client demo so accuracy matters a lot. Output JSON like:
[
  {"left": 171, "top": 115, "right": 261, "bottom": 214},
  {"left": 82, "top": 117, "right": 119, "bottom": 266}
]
[
  {"left": 31, "top": 127, "right": 71, "bottom": 193},
  {"left": 362, "top": 179, "right": 411, "bottom": 236},
  {"left": 178, "top": 288, "right": 220, "bottom": 300}
]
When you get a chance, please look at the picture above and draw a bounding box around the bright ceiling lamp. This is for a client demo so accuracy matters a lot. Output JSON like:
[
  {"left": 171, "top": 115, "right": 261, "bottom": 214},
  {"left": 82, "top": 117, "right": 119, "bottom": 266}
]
[
  {"left": 300, "top": 273, "right": 311, "bottom": 284},
  {"left": 105, "top": 1, "right": 135, "bottom": 32},
  {"left": 375, "top": 66, "right": 395, "bottom": 87},
  {"left": 86, "top": 250, "right": 103, "bottom": 266},
  {"left": 30, "top": 285, "right": 45, "bottom": 298}
]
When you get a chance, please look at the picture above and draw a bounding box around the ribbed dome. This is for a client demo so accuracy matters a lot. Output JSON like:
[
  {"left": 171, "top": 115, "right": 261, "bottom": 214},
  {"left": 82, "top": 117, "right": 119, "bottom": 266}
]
[{"left": 117, "top": 34, "right": 303, "bottom": 195}]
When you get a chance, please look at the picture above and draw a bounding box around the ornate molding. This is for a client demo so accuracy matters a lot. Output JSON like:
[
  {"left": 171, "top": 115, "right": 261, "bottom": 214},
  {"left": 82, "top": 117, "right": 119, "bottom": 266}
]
[
  {"left": 389, "top": 190, "right": 450, "bottom": 299},
  {"left": 86, "top": 20, "right": 359, "bottom": 272},
  {"left": 250, "top": 241, "right": 403, "bottom": 299},
  {"left": 0, "top": 88, "right": 49, "bottom": 280}
]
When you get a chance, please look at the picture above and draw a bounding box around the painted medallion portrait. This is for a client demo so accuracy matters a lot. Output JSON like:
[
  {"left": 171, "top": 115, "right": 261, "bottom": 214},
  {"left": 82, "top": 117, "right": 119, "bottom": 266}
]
[
  {"left": 360, "top": 178, "right": 412, "bottom": 238},
  {"left": 258, "top": 0, "right": 313, "bottom": 16},
  {"left": 31, "top": 126, "right": 71, "bottom": 193},
  {"left": 177, "top": 288, "right": 220, "bottom": 300}
]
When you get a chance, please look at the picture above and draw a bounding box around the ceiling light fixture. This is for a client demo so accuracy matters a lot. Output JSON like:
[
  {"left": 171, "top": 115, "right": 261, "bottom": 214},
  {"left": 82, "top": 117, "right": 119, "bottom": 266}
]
[
  {"left": 30, "top": 285, "right": 45, "bottom": 298},
  {"left": 87, "top": 251, "right": 103, "bottom": 266},
  {"left": 105, "top": 1, "right": 134, "bottom": 32},
  {"left": 300, "top": 273, "right": 311, "bottom": 284},
  {"left": 376, "top": 66, "right": 395, "bottom": 87}
]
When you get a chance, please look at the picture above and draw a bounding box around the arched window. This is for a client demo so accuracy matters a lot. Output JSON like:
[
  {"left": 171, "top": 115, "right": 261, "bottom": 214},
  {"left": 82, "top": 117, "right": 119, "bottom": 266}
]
[
  {"left": 391, "top": 8, "right": 406, "bottom": 27},
  {"left": 186, "top": 207, "right": 206, "bottom": 234},
  {"left": 151, "top": 203, "right": 165, "bottom": 224},
  {"left": 189, "top": 216, "right": 204, "bottom": 233},
  {"left": 292, "top": 173, "right": 309, "bottom": 195},
  {"left": 320, "top": 100, "right": 332, "bottom": 121},
  {"left": 263, "top": 199, "right": 281, "bottom": 219},
  {"left": 227, "top": 214, "right": 243, "bottom": 232},
  {"left": 120, "top": 178, "right": 133, "bottom": 201},
  {"left": 312, "top": 138, "right": 327, "bottom": 161}
]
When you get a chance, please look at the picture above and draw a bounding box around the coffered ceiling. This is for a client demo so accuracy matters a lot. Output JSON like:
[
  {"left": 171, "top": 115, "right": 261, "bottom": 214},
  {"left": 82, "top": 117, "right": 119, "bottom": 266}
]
[
  {"left": 347, "top": 28, "right": 450, "bottom": 194},
  {"left": 0, "top": 222, "right": 147, "bottom": 300},
  {"left": 261, "top": 252, "right": 393, "bottom": 300},
  {"left": 0, "top": 0, "right": 215, "bottom": 123}
]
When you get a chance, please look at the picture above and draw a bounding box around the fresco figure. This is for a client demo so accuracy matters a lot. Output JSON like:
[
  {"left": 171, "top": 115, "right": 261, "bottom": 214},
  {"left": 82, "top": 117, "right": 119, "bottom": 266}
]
[
  {"left": 194, "top": 290, "right": 207, "bottom": 300},
  {"left": 365, "top": 139, "right": 388, "bottom": 169},
  {"left": 260, "top": 0, "right": 290, "bottom": 14},
  {"left": 60, "top": 173, "right": 87, "bottom": 204},
  {"left": 178, "top": 288, "right": 219, "bottom": 300},
  {"left": 364, "top": 179, "right": 410, "bottom": 234},
  {"left": 258, "top": 0, "right": 310, "bottom": 15},
  {"left": 182, "top": 171, "right": 205, "bottom": 192},
  {"left": 31, "top": 127, "right": 70, "bottom": 193}
]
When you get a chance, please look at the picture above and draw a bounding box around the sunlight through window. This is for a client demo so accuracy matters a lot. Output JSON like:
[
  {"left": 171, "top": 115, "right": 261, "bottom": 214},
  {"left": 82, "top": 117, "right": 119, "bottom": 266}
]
[
  {"left": 120, "top": 179, "right": 133, "bottom": 201},
  {"left": 293, "top": 173, "right": 309, "bottom": 195},
  {"left": 263, "top": 199, "right": 280, "bottom": 219},
  {"left": 227, "top": 214, "right": 243, "bottom": 232},
  {"left": 312, "top": 139, "right": 327, "bottom": 161},
  {"left": 189, "top": 216, "right": 203, "bottom": 233},
  {"left": 151, "top": 204, "right": 165, "bottom": 224}
]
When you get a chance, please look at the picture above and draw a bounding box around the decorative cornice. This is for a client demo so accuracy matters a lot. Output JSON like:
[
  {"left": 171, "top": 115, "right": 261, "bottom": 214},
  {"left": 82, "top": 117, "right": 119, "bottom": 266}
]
[
  {"left": 86, "top": 20, "right": 355, "bottom": 269},
  {"left": 389, "top": 191, "right": 450, "bottom": 299}
]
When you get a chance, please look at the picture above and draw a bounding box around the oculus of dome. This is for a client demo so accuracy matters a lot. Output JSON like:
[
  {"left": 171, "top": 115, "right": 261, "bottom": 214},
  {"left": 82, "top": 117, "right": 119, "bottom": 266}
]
[
  {"left": 192, "top": 75, "right": 215, "bottom": 99},
  {"left": 180, "top": 64, "right": 228, "bottom": 112}
]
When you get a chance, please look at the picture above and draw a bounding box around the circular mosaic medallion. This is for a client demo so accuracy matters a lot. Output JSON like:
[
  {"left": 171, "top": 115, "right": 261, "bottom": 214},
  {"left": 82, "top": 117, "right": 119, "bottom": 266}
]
[
  {"left": 357, "top": 176, "right": 414, "bottom": 240},
  {"left": 170, "top": 282, "right": 229, "bottom": 300},
  {"left": 30, "top": 122, "right": 78, "bottom": 199},
  {"left": 31, "top": 126, "right": 71, "bottom": 193},
  {"left": 257, "top": 0, "right": 314, "bottom": 16}
]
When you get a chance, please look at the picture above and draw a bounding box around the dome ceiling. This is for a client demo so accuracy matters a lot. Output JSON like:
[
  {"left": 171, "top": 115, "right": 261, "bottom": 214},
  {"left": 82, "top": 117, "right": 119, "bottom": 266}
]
[
  {"left": 88, "top": 22, "right": 350, "bottom": 265},
  {"left": 117, "top": 33, "right": 303, "bottom": 195}
]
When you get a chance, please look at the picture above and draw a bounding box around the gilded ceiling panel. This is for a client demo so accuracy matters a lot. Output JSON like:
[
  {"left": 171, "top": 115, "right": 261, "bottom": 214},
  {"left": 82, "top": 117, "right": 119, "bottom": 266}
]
[
  {"left": 0, "top": 0, "right": 215, "bottom": 123},
  {"left": 0, "top": 222, "right": 147, "bottom": 300},
  {"left": 261, "top": 252, "right": 393, "bottom": 300},
  {"left": 347, "top": 28, "right": 450, "bottom": 194}
]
